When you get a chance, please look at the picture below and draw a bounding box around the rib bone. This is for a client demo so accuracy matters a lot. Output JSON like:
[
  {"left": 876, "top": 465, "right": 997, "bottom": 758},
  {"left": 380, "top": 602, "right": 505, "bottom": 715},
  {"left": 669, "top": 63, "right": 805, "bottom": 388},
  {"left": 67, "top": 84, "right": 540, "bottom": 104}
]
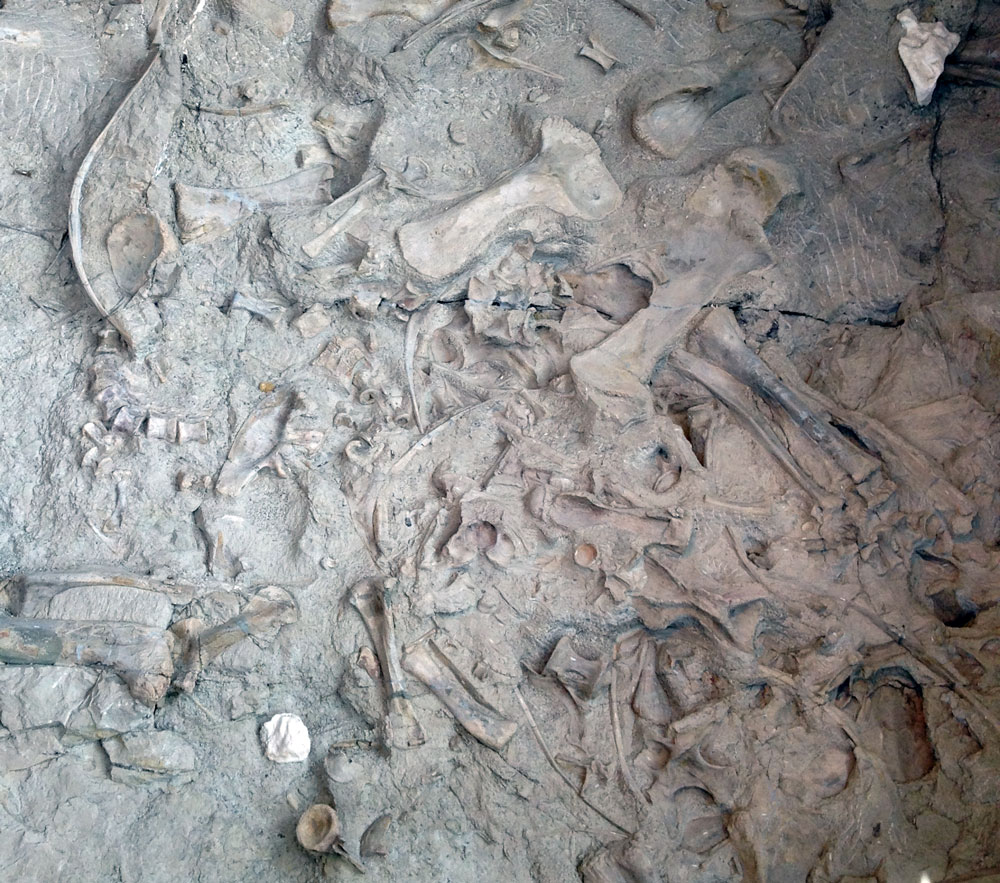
[
  {"left": 350, "top": 578, "right": 426, "bottom": 749},
  {"left": 401, "top": 637, "right": 517, "bottom": 751},
  {"left": 0, "top": 613, "right": 173, "bottom": 706},
  {"left": 397, "top": 117, "right": 621, "bottom": 279}
]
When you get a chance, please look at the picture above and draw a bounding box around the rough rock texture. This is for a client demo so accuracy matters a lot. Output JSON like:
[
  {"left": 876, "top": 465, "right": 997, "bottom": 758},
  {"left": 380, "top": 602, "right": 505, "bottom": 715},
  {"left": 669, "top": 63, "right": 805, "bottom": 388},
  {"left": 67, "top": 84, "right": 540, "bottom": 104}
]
[{"left": 1, "top": 0, "right": 999, "bottom": 881}]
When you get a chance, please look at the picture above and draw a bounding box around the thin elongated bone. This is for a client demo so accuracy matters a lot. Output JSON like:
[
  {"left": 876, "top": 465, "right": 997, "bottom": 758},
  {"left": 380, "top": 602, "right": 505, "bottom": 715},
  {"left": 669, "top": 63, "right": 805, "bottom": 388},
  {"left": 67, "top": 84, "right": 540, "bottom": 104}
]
[
  {"left": 0, "top": 613, "right": 173, "bottom": 706},
  {"left": 707, "top": 0, "right": 804, "bottom": 33},
  {"left": 401, "top": 637, "right": 517, "bottom": 751},
  {"left": 396, "top": 0, "right": 491, "bottom": 48},
  {"left": 350, "top": 578, "right": 426, "bottom": 749},
  {"left": 668, "top": 348, "right": 831, "bottom": 502},
  {"left": 68, "top": 49, "right": 162, "bottom": 350},
  {"left": 172, "top": 586, "right": 298, "bottom": 692},
  {"left": 689, "top": 308, "right": 880, "bottom": 483},
  {"left": 12, "top": 569, "right": 196, "bottom": 608},
  {"left": 301, "top": 171, "right": 383, "bottom": 259},
  {"left": 471, "top": 36, "right": 564, "bottom": 80},
  {"left": 328, "top": 0, "right": 457, "bottom": 27}
]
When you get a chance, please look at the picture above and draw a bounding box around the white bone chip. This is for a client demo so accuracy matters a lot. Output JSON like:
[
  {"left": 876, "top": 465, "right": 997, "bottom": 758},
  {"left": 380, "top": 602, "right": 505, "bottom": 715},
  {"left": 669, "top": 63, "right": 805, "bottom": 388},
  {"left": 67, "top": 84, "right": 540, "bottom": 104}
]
[{"left": 897, "top": 8, "right": 959, "bottom": 106}]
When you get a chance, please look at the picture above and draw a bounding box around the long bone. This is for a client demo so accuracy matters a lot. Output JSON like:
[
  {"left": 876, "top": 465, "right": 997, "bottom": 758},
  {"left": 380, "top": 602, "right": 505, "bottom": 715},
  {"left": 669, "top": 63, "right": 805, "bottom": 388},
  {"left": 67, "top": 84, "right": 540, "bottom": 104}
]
[
  {"left": 688, "top": 308, "right": 881, "bottom": 484},
  {"left": 668, "top": 348, "right": 831, "bottom": 502},
  {"left": 0, "top": 613, "right": 174, "bottom": 706},
  {"left": 171, "top": 586, "right": 298, "bottom": 692},
  {"left": 401, "top": 636, "right": 517, "bottom": 751},
  {"left": 349, "top": 578, "right": 426, "bottom": 749}
]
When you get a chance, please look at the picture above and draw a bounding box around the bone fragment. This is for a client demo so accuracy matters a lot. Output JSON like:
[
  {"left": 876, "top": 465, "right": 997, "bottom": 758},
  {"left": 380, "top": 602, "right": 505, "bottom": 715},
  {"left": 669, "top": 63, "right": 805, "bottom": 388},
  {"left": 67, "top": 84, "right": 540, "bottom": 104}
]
[
  {"left": 302, "top": 172, "right": 383, "bottom": 258},
  {"left": 632, "top": 47, "right": 795, "bottom": 159},
  {"left": 171, "top": 586, "right": 298, "bottom": 692},
  {"left": 398, "top": 118, "right": 621, "bottom": 279},
  {"left": 897, "top": 8, "right": 959, "bottom": 105},
  {"left": 579, "top": 36, "right": 618, "bottom": 72},
  {"left": 0, "top": 613, "right": 173, "bottom": 706},
  {"left": 543, "top": 635, "right": 605, "bottom": 700},
  {"left": 401, "top": 637, "right": 517, "bottom": 751},
  {"left": 11, "top": 569, "right": 196, "bottom": 610},
  {"left": 226, "top": 0, "right": 294, "bottom": 37},
  {"left": 350, "top": 578, "right": 426, "bottom": 749}
]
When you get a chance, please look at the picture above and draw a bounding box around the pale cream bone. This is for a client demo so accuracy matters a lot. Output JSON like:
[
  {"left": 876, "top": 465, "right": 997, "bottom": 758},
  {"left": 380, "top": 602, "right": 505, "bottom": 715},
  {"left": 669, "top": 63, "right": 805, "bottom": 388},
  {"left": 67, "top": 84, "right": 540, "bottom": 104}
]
[
  {"left": 0, "top": 613, "right": 174, "bottom": 706},
  {"left": 171, "top": 586, "right": 298, "bottom": 692},
  {"left": 223, "top": 0, "right": 295, "bottom": 38},
  {"left": 215, "top": 387, "right": 323, "bottom": 497},
  {"left": 401, "top": 636, "right": 517, "bottom": 751},
  {"left": 632, "top": 47, "right": 796, "bottom": 159},
  {"left": 301, "top": 171, "right": 383, "bottom": 258},
  {"left": 476, "top": 0, "right": 531, "bottom": 51},
  {"left": 570, "top": 232, "right": 768, "bottom": 426},
  {"left": 327, "top": 0, "right": 459, "bottom": 27},
  {"left": 11, "top": 569, "right": 196, "bottom": 613},
  {"left": 349, "top": 578, "right": 426, "bottom": 749},
  {"left": 174, "top": 166, "right": 334, "bottom": 244},
  {"left": 69, "top": 50, "right": 179, "bottom": 353},
  {"left": 312, "top": 100, "right": 381, "bottom": 173},
  {"left": 579, "top": 35, "right": 618, "bottom": 72},
  {"left": 707, "top": 0, "right": 805, "bottom": 33},
  {"left": 896, "top": 8, "right": 959, "bottom": 106},
  {"left": 397, "top": 118, "right": 622, "bottom": 279}
]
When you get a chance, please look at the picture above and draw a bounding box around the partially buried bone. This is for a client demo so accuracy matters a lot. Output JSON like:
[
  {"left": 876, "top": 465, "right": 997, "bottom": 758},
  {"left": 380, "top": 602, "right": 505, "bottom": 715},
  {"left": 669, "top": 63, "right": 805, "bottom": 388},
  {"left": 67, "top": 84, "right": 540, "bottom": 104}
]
[
  {"left": 224, "top": 0, "right": 295, "bottom": 37},
  {"left": 174, "top": 166, "right": 333, "bottom": 244},
  {"left": 0, "top": 613, "right": 173, "bottom": 706},
  {"left": 632, "top": 47, "right": 796, "bottom": 159},
  {"left": 401, "top": 636, "right": 517, "bottom": 751},
  {"left": 397, "top": 117, "right": 621, "bottom": 279},
  {"left": 543, "top": 635, "right": 605, "bottom": 700},
  {"left": 708, "top": 0, "right": 805, "bottom": 33},
  {"left": 327, "top": 0, "right": 458, "bottom": 27},
  {"left": 216, "top": 387, "right": 323, "bottom": 496},
  {"left": 349, "top": 578, "right": 426, "bottom": 749},
  {"left": 579, "top": 35, "right": 618, "bottom": 72},
  {"left": 687, "top": 307, "right": 880, "bottom": 484},
  {"left": 171, "top": 586, "right": 298, "bottom": 692},
  {"left": 896, "top": 8, "right": 959, "bottom": 105}
]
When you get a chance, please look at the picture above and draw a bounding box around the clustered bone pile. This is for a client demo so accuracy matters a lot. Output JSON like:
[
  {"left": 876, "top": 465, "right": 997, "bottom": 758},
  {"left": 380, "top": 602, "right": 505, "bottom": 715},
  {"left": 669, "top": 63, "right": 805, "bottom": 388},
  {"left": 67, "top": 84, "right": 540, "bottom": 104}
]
[{"left": 0, "top": 0, "right": 998, "bottom": 880}]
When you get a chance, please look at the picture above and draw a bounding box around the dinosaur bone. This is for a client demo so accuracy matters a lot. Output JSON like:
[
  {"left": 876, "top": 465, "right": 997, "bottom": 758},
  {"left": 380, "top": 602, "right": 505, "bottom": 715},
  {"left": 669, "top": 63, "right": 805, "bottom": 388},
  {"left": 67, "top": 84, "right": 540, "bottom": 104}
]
[
  {"left": 349, "top": 578, "right": 426, "bottom": 749},
  {"left": 398, "top": 117, "right": 621, "bottom": 279}
]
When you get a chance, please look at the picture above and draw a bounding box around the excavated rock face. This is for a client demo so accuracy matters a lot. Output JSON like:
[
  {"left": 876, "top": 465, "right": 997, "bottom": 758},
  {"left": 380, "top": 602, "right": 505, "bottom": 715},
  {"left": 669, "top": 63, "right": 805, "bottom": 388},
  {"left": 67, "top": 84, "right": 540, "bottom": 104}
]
[{"left": 0, "top": 0, "right": 998, "bottom": 880}]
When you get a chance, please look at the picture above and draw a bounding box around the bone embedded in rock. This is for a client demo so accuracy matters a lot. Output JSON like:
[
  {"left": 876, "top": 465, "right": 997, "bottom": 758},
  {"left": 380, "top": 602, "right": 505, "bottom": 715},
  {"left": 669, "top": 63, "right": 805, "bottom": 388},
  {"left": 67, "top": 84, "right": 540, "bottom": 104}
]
[
  {"left": 401, "top": 638, "right": 517, "bottom": 751},
  {"left": 397, "top": 117, "right": 622, "bottom": 279},
  {"left": 579, "top": 35, "right": 618, "bottom": 72},
  {"left": 632, "top": 47, "right": 796, "bottom": 159},
  {"left": 349, "top": 578, "right": 426, "bottom": 749},
  {"left": 542, "top": 635, "right": 605, "bottom": 700},
  {"left": 227, "top": 0, "right": 295, "bottom": 37},
  {"left": 0, "top": 613, "right": 174, "bottom": 707},
  {"left": 897, "top": 8, "right": 959, "bottom": 106},
  {"left": 326, "top": 0, "right": 458, "bottom": 27},
  {"left": 260, "top": 712, "right": 311, "bottom": 762}
]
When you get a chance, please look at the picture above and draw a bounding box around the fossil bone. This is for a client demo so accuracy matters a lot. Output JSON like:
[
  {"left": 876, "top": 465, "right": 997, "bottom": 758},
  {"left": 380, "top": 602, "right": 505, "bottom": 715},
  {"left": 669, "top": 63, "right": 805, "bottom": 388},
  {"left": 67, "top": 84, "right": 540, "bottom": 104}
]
[
  {"left": 579, "top": 35, "right": 618, "bottom": 72},
  {"left": 326, "top": 0, "right": 459, "bottom": 27},
  {"left": 11, "top": 569, "right": 196, "bottom": 612},
  {"left": 225, "top": 0, "right": 294, "bottom": 37},
  {"left": 688, "top": 307, "right": 881, "bottom": 484},
  {"left": 896, "top": 8, "right": 959, "bottom": 106},
  {"left": 708, "top": 0, "right": 805, "bottom": 33},
  {"left": 401, "top": 636, "right": 517, "bottom": 751},
  {"left": 215, "top": 387, "right": 321, "bottom": 496},
  {"left": 542, "top": 635, "right": 605, "bottom": 700},
  {"left": 171, "top": 586, "right": 298, "bottom": 692},
  {"left": 360, "top": 813, "right": 392, "bottom": 857},
  {"left": 397, "top": 117, "right": 621, "bottom": 279},
  {"left": 0, "top": 613, "right": 174, "bottom": 706},
  {"left": 632, "top": 47, "right": 796, "bottom": 159},
  {"left": 349, "top": 578, "right": 426, "bottom": 749},
  {"left": 174, "top": 166, "right": 334, "bottom": 244},
  {"left": 106, "top": 212, "right": 164, "bottom": 297},
  {"left": 296, "top": 804, "right": 364, "bottom": 870}
]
